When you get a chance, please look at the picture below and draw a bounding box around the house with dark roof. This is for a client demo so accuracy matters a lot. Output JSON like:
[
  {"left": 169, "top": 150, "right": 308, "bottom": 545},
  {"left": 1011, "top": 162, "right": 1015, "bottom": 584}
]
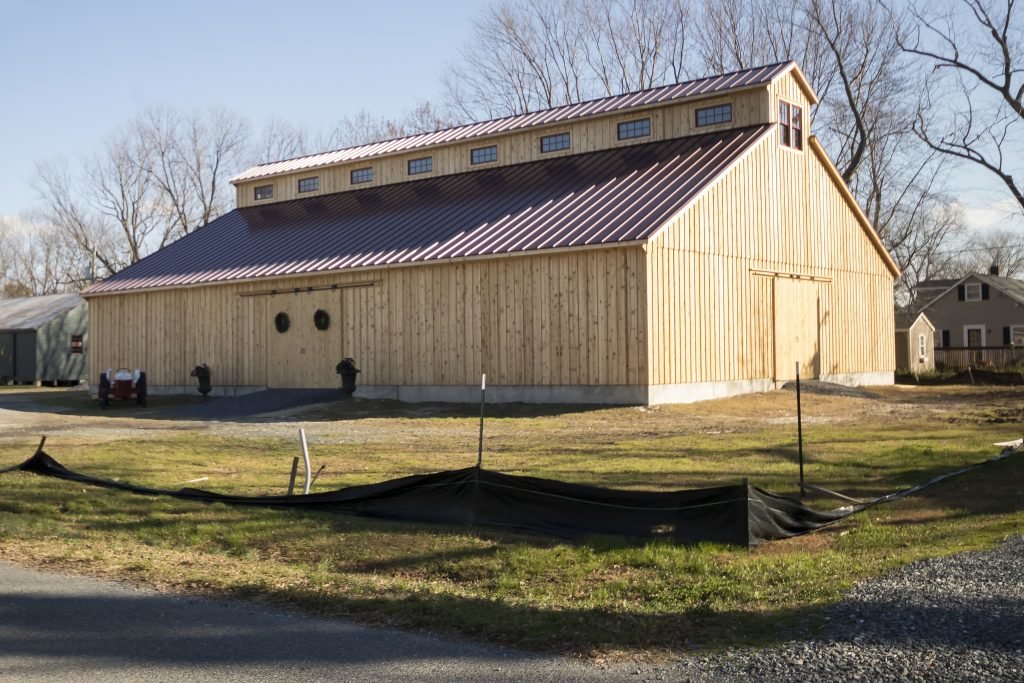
[
  {"left": 81, "top": 62, "right": 898, "bottom": 404},
  {"left": 0, "top": 293, "right": 88, "bottom": 385},
  {"left": 916, "top": 267, "right": 1024, "bottom": 368}
]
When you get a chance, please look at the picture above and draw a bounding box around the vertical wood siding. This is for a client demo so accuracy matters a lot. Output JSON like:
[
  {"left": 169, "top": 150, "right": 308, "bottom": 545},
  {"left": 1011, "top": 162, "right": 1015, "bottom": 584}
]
[
  {"left": 88, "top": 248, "right": 648, "bottom": 388},
  {"left": 644, "top": 119, "right": 895, "bottom": 385}
]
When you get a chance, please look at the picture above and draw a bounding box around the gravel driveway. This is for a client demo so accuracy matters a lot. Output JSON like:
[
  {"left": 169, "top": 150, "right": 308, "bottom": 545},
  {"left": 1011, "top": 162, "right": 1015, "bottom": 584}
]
[{"left": 668, "top": 536, "right": 1024, "bottom": 682}]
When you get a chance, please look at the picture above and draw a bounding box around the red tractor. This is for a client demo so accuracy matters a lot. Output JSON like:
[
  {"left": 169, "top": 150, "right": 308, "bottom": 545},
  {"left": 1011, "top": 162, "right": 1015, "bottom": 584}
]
[{"left": 98, "top": 368, "right": 147, "bottom": 408}]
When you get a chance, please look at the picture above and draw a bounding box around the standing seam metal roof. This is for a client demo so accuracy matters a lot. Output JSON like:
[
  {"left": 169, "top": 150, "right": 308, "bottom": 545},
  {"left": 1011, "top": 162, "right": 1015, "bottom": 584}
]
[
  {"left": 85, "top": 125, "right": 773, "bottom": 295},
  {"left": 231, "top": 62, "right": 794, "bottom": 183}
]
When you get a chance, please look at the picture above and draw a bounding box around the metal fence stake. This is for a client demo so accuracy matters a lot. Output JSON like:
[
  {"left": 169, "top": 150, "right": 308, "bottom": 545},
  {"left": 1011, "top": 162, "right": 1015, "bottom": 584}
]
[
  {"left": 473, "top": 374, "right": 486, "bottom": 527},
  {"left": 796, "top": 361, "right": 805, "bottom": 498},
  {"left": 299, "top": 429, "right": 311, "bottom": 495}
]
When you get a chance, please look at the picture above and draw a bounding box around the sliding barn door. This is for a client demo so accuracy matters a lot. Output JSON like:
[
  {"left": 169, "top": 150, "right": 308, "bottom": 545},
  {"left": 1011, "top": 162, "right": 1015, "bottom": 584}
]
[
  {"left": 340, "top": 284, "right": 380, "bottom": 385},
  {"left": 773, "top": 278, "right": 821, "bottom": 381}
]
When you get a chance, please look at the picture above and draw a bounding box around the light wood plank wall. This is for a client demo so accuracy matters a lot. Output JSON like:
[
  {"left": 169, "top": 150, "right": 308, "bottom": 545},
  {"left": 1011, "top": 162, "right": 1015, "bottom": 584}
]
[
  {"left": 235, "top": 91, "right": 766, "bottom": 207},
  {"left": 644, "top": 77, "right": 895, "bottom": 385},
  {"left": 88, "top": 247, "right": 648, "bottom": 388}
]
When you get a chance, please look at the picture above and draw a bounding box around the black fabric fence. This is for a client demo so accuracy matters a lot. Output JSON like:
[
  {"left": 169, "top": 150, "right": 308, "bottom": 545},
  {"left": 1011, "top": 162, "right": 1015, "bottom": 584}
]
[{"left": 3, "top": 442, "right": 1018, "bottom": 547}]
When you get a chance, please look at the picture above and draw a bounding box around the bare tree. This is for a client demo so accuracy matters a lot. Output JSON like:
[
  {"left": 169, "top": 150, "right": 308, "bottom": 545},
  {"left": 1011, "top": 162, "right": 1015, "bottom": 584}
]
[
  {"left": 136, "top": 106, "right": 250, "bottom": 240},
  {"left": 0, "top": 218, "right": 14, "bottom": 296},
  {"left": 34, "top": 158, "right": 125, "bottom": 277},
  {"left": 324, "top": 101, "right": 455, "bottom": 148},
  {"left": 444, "top": 0, "right": 589, "bottom": 118},
  {"left": 897, "top": 0, "right": 1024, "bottom": 212},
  {"left": 581, "top": 0, "right": 692, "bottom": 94},
  {"left": 442, "top": 0, "right": 695, "bottom": 120},
  {"left": 35, "top": 128, "right": 171, "bottom": 273},
  {"left": 250, "top": 117, "right": 314, "bottom": 165},
  {"left": 891, "top": 199, "right": 966, "bottom": 306},
  {"left": 89, "top": 132, "right": 170, "bottom": 264},
  {"left": 694, "top": 0, "right": 833, "bottom": 96},
  {"left": 0, "top": 215, "right": 84, "bottom": 296},
  {"left": 443, "top": 0, "right": 956, "bottom": 302},
  {"left": 35, "top": 106, "right": 251, "bottom": 277},
  {"left": 804, "top": 0, "right": 911, "bottom": 183},
  {"left": 954, "top": 227, "right": 1024, "bottom": 275}
]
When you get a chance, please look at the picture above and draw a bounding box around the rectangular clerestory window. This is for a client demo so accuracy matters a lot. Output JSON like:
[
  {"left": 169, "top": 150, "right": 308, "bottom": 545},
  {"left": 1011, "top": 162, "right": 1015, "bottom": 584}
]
[
  {"left": 471, "top": 145, "right": 498, "bottom": 165},
  {"left": 407, "top": 157, "right": 433, "bottom": 175},
  {"left": 617, "top": 118, "right": 651, "bottom": 140},
  {"left": 350, "top": 167, "right": 373, "bottom": 184},
  {"left": 540, "top": 132, "right": 571, "bottom": 153},
  {"left": 695, "top": 104, "right": 732, "bottom": 127}
]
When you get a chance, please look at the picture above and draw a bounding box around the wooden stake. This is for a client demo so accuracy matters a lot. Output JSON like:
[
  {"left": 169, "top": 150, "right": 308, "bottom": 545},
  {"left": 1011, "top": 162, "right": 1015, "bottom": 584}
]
[{"left": 287, "top": 456, "right": 299, "bottom": 495}]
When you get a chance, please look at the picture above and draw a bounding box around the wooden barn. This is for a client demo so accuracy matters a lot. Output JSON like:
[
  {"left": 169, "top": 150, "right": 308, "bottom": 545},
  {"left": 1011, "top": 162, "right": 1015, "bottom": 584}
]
[
  {"left": 82, "top": 62, "right": 897, "bottom": 404},
  {"left": 0, "top": 293, "right": 88, "bottom": 385}
]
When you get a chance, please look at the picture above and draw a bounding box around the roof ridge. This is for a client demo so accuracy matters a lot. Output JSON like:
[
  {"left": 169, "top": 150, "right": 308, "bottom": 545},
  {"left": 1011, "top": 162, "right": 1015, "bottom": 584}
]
[{"left": 233, "top": 61, "right": 795, "bottom": 183}]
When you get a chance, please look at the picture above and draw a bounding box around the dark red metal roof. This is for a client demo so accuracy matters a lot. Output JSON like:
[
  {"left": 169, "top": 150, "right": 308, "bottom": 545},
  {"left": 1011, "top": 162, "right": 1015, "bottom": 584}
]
[
  {"left": 231, "top": 62, "right": 795, "bottom": 183},
  {"left": 85, "top": 125, "right": 773, "bottom": 295}
]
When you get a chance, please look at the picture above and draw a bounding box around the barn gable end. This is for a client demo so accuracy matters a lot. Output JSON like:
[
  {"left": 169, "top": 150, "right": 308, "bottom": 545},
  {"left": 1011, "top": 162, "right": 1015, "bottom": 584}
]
[{"left": 644, "top": 124, "right": 895, "bottom": 403}]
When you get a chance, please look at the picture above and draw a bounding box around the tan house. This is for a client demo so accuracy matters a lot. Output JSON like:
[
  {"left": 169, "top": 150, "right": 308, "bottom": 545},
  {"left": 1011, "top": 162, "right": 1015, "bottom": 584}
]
[
  {"left": 916, "top": 269, "right": 1024, "bottom": 369},
  {"left": 895, "top": 311, "right": 935, "bottom": 374},
  {"left": 82, "top": 62, "right": 898, "bottom": 404}
]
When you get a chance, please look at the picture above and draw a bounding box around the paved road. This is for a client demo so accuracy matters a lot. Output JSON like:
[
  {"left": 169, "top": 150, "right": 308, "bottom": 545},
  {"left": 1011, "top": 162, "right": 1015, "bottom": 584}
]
[{"left": 0, "top": 563, "right": 632, "bottom": 682}]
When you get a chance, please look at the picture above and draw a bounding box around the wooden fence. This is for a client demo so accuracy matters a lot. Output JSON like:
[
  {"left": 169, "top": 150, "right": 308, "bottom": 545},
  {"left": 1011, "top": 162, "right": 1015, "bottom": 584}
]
[{"left": 934, "top": 346, "right": 1024, "bottom": 370}]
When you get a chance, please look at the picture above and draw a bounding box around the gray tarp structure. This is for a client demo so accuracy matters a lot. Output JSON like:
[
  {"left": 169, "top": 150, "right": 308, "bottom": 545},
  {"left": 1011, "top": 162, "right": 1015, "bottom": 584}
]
[
  {"left": 0, "top": 294, "right": 84, "bottom": 331},
  {"left": 0, "top": 293, "right": 88, "bottom": 384},
  {"left": 3, "top": 443, "right": 1017, "bottom": 547}
]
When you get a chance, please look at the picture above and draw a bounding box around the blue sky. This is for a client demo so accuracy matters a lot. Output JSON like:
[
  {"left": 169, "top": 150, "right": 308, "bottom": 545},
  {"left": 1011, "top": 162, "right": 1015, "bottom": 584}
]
[
  {"left": 0, "top": 0, "right": 478, "bottom": 216},
  {"left": 0, "top": 0, "right": 1020, "bottom": 233}
]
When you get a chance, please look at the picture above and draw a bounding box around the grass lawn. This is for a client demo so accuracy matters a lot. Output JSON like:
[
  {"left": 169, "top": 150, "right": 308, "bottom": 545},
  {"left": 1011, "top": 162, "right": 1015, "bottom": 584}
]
[{"left": 0, "top": 384, "right": 1022, "bottom": 658}]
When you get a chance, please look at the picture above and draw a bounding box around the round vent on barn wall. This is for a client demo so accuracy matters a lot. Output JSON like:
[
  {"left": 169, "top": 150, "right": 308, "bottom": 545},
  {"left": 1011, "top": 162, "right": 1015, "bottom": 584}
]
[
  {"left": 274, "top": 312, "right": 290, "bottom": 333},
  {"left": 313, "top": 309, "right": 331, "bottom": 331}
]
